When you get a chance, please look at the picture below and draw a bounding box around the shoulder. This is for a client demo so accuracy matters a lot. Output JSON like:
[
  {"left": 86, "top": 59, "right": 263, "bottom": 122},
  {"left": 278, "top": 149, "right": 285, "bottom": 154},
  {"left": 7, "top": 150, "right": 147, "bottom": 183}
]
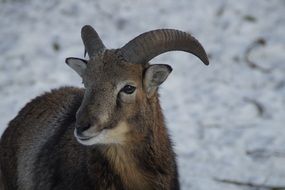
[
  {"left": 7, "top": 86, "right": 84, "bottom": 129},
  {"left": 21, "top": 86, "right": 84, "bottom": 114},
  {"left": 37, "top": 86, "right": 84, "bottom": 105}
]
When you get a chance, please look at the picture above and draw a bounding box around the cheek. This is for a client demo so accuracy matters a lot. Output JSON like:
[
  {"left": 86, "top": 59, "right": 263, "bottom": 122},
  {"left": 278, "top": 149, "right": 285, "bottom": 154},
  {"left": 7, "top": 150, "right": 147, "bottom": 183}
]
[
  {"left": 119, "top": 92, "right": 136, "bottom": 103},
  {"left": 114, "top": 89, "right": 144, "bottom": 122},
  {"left": 134, "top": 89, "right": 146, "bottom": 108}
]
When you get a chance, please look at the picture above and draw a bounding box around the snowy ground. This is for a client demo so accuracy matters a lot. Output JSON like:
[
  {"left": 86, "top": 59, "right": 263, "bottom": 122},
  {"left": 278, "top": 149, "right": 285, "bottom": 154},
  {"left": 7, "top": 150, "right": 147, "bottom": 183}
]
[{"left": 0, "top": 0, "right": 285, "bottom": 189}]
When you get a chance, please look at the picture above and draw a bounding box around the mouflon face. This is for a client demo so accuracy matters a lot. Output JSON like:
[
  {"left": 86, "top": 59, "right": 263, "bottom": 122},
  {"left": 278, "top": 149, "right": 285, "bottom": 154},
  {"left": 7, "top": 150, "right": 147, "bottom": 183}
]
[{"left": 66, "top": 50, "right": 172, "bottom": 146}]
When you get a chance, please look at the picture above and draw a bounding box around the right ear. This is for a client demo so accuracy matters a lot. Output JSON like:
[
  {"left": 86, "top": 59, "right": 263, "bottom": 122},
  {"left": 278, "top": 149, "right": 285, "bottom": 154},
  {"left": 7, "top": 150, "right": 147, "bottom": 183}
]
[
  {"left": 65, "top": 57, "right": 87, "bottom": 77},
  {"left": 143, "top": 64, "right": 172, "bottom": 97}
]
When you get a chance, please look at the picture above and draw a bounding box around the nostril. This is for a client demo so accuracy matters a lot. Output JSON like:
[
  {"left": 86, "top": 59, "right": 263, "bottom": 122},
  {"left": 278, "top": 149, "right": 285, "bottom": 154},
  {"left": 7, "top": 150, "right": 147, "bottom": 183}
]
[{"left": 76, "top": 123, "right": 91, "bottom": 135}]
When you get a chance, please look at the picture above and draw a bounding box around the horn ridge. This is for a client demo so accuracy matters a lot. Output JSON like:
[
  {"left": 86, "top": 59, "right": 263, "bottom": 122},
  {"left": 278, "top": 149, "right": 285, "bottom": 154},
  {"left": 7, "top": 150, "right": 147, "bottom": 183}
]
[
  {"left": 120, "top": 29, "right": 209, "bottom": 65},
  {"left": 81, "top": 25, "right": 105, "bottom": 58}
]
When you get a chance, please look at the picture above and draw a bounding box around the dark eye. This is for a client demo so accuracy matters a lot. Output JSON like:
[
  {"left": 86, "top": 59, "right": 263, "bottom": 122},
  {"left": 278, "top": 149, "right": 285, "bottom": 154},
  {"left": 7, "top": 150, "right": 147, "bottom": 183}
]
[{"left": 121, "top": 85, "right": 136, "bottom": 94}]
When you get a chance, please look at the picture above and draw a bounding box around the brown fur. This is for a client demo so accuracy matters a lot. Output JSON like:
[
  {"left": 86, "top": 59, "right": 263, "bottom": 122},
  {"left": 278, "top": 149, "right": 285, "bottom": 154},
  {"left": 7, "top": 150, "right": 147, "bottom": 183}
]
[
  {"left": 0, "top": 51, "right": 179, "bottom": 190},
  {"left": 0, "top": 166, "right": 4, "bottom": 190}
]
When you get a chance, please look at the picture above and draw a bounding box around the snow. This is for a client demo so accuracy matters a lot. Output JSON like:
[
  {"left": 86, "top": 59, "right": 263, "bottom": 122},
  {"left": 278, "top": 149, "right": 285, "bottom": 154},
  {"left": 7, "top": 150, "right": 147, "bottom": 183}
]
[{"left": 0, "top": 0, "right": 284, "bottom": 189}]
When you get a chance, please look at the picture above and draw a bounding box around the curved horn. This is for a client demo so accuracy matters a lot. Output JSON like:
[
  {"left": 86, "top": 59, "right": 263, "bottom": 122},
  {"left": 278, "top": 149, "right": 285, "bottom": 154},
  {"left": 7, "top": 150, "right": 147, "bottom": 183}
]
[
  {"left": 120, "top": 29, "right": 209, "bottom": 65},
  {"left": 81, "top": 25, "right": 105, "bottom": 58}
]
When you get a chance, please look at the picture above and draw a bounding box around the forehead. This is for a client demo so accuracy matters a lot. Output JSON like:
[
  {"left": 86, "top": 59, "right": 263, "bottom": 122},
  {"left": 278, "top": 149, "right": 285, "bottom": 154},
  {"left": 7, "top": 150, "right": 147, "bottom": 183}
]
[{"left": 85, "top": 50, "right": 143, "bottom": 85}]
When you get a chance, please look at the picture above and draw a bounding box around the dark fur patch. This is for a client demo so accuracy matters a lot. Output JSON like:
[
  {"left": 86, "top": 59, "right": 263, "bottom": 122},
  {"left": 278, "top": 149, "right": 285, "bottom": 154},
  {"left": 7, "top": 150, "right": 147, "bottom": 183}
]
[{"left": 1, "top": 83, "right": 180, "bottom": 190}]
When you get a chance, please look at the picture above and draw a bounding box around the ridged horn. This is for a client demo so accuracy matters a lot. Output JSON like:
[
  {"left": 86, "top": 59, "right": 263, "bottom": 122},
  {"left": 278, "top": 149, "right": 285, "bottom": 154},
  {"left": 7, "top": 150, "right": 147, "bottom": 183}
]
[
  {"left": 120, "top": 29, "right": 209, "bottom": 65},
  {"left": 81, "top": 25, "right": 105, "bottom": 58}
]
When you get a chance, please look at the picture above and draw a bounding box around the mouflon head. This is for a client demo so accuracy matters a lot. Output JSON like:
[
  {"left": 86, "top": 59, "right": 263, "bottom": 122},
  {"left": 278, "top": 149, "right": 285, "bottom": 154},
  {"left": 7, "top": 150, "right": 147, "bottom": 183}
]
[{"left": 65, "top": 25, "right": 209, "bottom": 146}]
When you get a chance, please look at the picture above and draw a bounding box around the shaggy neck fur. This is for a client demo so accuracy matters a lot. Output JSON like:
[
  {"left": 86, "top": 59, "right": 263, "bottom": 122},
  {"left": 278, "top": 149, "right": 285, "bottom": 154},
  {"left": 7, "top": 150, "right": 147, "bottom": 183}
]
[{"left": 86, "top": 95, "right": 176, "bottom": 190}]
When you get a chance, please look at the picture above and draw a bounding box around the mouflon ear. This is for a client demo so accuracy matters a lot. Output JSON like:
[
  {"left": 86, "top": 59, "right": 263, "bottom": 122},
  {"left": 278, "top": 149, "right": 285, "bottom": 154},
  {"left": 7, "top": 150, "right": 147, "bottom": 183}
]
[
  {"left": 143, "top": 64, "right": 172, "bottom": 97},
  {"left": 65, "top": 57, "right": 87, "bottom": 77}
]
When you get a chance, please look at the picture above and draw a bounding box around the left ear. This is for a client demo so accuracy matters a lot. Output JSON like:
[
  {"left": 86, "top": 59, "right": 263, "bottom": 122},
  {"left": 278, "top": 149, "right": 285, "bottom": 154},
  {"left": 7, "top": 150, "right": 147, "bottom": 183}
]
[
  {"left": 143, "top": 64, "right": 172, "bottom": 97},
  {"left": 65, "top": 57, "right": 87, "bottom": 77}
]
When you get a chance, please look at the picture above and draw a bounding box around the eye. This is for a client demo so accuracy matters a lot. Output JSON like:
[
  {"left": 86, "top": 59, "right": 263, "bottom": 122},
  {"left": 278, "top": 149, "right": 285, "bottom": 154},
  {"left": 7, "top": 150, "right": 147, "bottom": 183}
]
[{"left": 121, "top": 85, "right": 136, "bottom": 94}]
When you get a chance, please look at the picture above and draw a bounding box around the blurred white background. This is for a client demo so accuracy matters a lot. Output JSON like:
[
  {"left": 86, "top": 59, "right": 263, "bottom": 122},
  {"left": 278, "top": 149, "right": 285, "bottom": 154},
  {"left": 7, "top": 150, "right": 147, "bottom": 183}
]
[{"left": 0, "top": 0, "right": 285, "bottom": 189}]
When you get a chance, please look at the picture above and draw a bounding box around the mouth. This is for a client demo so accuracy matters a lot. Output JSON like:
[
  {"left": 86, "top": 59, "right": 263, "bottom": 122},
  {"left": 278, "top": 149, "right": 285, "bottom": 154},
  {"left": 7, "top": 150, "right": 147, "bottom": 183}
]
[
  {"left": 74, "top": 129, "right": 97, "bottom": 141},
  {"left": 74, "top": 129, "right": 108, "bottom": 146},
  {"left": 77, "top": 136, "right": 93, "bottom": 141}
]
